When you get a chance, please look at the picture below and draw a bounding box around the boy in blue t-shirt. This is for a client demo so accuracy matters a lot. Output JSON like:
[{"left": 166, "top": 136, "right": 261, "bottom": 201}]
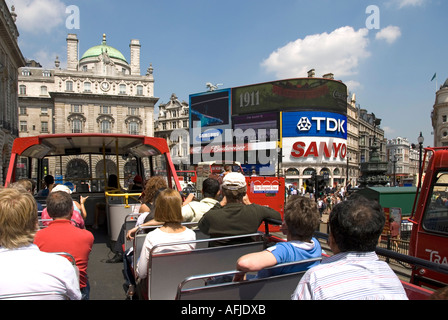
[{"left": 235, "top": 195, "right": 322, "bottom": 280}]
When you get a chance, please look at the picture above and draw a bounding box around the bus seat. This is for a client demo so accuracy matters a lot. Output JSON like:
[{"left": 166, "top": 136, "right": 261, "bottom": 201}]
[
  {"left": 147, "top": 233, "right": 266, "bottom": 300},
  {"left": 175, "top": 259, "right": 322, "bottom": 300},
  {"left": 108, "top": 203, "right": 134, "bottom": 242},
  {"left": 123, "top": 213, "right": 141, "bottom": 252}
]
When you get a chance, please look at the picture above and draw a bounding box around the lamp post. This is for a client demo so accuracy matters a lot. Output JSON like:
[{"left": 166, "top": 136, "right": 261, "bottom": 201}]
[{"left": 418, "top": 132, "right": 424, "bottom": 174}]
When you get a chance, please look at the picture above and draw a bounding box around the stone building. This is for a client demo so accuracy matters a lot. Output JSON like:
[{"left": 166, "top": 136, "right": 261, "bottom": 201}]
[
  {"left": 0, "top": 2, "right": 25, "bottom": 184},
  {"left": 431, "top": 78, "right": 448, "bottom": 147},
  {"left": 17, "top": 33, "right": 158, "bottom": 184}
]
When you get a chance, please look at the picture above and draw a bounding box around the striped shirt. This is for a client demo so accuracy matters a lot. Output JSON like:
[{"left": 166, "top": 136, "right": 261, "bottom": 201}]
[{"left": 291, "top": 251, "right": 408, "bottom": 300}]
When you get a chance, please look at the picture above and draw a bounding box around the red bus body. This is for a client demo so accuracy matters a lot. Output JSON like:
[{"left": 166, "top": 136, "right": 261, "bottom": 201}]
[{"left": 409, "top": 147, "right": 448, "bottom": 288}]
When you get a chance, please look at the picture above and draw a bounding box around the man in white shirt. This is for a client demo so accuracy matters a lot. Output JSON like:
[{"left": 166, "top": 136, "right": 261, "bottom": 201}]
[
  {"left": 292, "top": 194, "right": 408, "bottom": 300},
  {"left": 0, "top": 187, "right": 81, "bottom": 300},
  {"left": 182, "top": 178, "right": 220, "bottom": 225}
]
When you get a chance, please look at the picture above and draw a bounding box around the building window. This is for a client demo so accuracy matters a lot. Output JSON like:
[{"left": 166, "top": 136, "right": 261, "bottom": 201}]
[
  {"left": 129, "top": 121, "right": 139, "bottom": 135},
  {"left": 19, "top": 107, "right": 27, "bottom": 115},
  {"left": 128, "top": 107, "right": 138, "bottom": 116},
  {"left": 40, "top": 86, "right": 47, "bottom": 95},
  {"left": 66, "top": 81, "right": 73, "bottom": 91},
  {"left": 136, "top": 85, "right": 143, "bottom": 95},
  {"left": 41, "top": 121, "right": 48, "bottom": 133},
  {"left": 21, "top": 69, "right": 30, "bottom": 76},
  {"left": 100, "top": 105, "right": 111, "bottom": 114},
  {"left": 71, "top": 104, "right": 82, "bottom": 113},
  {"left": 72, "top": 119, "right": 82, "bottom": 133},
  {"left": 19, "top": 85, "right": 26, "bottom": 95},
  {"left": 82, "top": 65, "right": 88, "bottom": 72},
  {"left": 162, "top": 123, "right": 167, "bottom": 130},
  {"left": 20, "top": 121, "right": 27, "bottom": 132},
  {"left": 183, "top": 120, "right": 188, "bottom": 128},
  {"left": 84, "top": 82, "right": 91, "bottom": 92},
  {"left": 171, "top": 121, "right": 177, "bottom": 129},
  {"left": 119, "top": 84, "right": 126, "bottom": 94},
  {"left": 41, "top": 107, "right": 48, "bottom": 115},
  {"left": 443, "top": 115, "right": 447, "bottom": 123},
  {"left": 101, "top": 120, "right": 111, "bottom": 133},
  {"left": 172, "top": 110, "right": 177, "bottom": 117},
  {"left": 42, "top": 70, "right": 51, "bottom": 77}
]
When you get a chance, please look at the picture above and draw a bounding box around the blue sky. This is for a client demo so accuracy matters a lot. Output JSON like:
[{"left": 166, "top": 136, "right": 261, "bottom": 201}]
[{"left": 6, "top": 0, "right": 447, "bottom": 146}]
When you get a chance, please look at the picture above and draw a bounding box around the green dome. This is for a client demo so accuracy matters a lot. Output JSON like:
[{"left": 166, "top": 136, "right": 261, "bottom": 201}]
[{"left": 80, "top": 34, "right": 128, "bottom": 63}]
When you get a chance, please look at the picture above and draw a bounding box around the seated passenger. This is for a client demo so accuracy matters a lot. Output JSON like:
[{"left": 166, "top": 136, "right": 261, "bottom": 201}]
[
  {"left": 292, "top": 194, "right": 408, "bottom": 300},
  {"left": 135, "top": 189, "right": 196, "bottom": 297},
  {"left": 181, "top": 177, "right": 221, "bottom": 227},
  {"left": 40, "top": 184, "right": 88, "bottom": 229},
  {"left": 37, "top": 175, "right": 54, "bottom": 197},
  {"left": 234, "top": 195, "right": 322, "bottom": 281},
  {"left": 34, "top": 190, "right": 94, "bottom": 300},
  {"left": 198, "top": 172, "right": 281, "bottom": 246},
  {"left": 0, "top": 187, "right": 81, "bottom": 300}
]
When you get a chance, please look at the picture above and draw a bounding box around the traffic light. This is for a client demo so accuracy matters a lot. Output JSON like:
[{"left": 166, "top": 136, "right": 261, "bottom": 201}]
[{"left": 315, "top": 175, "right": 326, "bottom": 197}]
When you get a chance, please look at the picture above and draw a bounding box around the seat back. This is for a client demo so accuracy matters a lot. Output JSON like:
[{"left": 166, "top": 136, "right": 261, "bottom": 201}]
[
  {"left": 123, "top": 213, "right": 141, "bottom": 251},
  {"left": 148, "top": 233, "right": 265, "bottom": 300},
  {"left": 175, "top": 258, "right": 322, "bottom": 300}
]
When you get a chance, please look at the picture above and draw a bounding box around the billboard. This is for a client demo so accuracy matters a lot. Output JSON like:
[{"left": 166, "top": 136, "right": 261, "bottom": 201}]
[
  {"left": 282, "top": 111, "right": 347, "bottom": 139},
  {"left": 281, "top": 111, "right": 347, "bottom": 165},
  {"left": 232, "top": 78, "right": 347, "bottom": 116},
  {"left": 189, "top": 89, "right": 231, "bottom": 144},
  {"left": 232, "top": 112, "right": 279, "bottom": 145}
]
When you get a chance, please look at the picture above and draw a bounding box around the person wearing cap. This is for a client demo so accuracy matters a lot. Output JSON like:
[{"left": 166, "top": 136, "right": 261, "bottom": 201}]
[
  {"left": 40, "top": 184, "right": 88, "bottom": 229},
  {"left": 198, "top": 172, "right": 281, "bottom": 247},
  {"left": 130, "top": 175, "right": 143, "bottom": 191}
]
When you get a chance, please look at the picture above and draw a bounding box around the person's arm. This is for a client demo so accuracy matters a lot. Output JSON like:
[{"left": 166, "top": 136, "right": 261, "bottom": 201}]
[
  {"left": 126, "top": 218, "right": 163, "bottom": 240},
  {"left": 79, "top": 196, "right": 89, "bottom": 219},
  {"left": 234, "top": 251, "right": 277, "bottom": 281},
  {"left": 182, "top": 193, "right": 195, "bottom": 206}
]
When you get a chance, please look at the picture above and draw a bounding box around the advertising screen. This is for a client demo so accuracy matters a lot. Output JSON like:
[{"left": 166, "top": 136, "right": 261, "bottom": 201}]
[
  {"left": 232, "top": 112, "right": 279, "bottom": 143},
  {"left": 189, "top": 89, "right": 231, "bottom": 144},
  {"left": 232, "top": 78, "right": 347, "bottom": 116}
]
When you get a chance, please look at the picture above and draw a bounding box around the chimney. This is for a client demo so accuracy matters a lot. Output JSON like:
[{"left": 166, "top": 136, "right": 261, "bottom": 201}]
[
  {"left": 130, "top": 39, "right": 141, "bottom": 75},
  {"left": 66, "top": 34, "right": 78, "bottom": 71},
  {"left": 323, "top": 73, "right": 334, "bottom": 79},
  {"left": 307, "top": 69, "right": 315, "bottom": 78}
]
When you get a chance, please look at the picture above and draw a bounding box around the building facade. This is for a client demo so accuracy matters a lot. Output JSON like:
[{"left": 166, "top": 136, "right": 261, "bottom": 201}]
[
  {"left": 0, "top": 2, "right": 25, "bottom": 184},
  {"left": 17, "top": 33, "right": 158, "bottom": 184},
  {"left": 431, "top": 78, "right": 448, "bottom": 147},
  {"left": 154, "top": 93, "right": 190, "bottom": 168}
]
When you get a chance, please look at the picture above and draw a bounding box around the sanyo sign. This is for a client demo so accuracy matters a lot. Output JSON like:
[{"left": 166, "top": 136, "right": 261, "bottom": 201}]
[{"left": 282, "top": 111, "right": 348, "bottom": 164}]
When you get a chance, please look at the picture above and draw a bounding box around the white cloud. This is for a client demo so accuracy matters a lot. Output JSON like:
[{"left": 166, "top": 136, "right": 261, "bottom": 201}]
[
  {"left": 387, "top": 0, "right": 428, "bottom": 9},
  {"left": 375, "top": 25, "right": 402, "bottom": 44},
  {"left": 261, "top": 26, "right": 371, "bottom": 79},
  {"left": 6, "top": 0, "right": 66, "bottom": 34}
]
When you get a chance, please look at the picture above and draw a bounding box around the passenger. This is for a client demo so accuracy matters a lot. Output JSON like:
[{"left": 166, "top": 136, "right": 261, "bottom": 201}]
[
  {"left": 129, "top": 175, "right": 143, "bottom": 191},
  {"left": 182, "top": 177, "right": 221, "bottom": 226},
  {"left": 40, "top": 184, "right": 88, "bottom": 229},
  {"left": 37, "top": 174, "right": 54, "bottom": 197},
  {"left": 125, "top": 176, "right": 168, "bottom": 240},
  {"left": 0, "top": 187, "right": 81, "bottom": 300},
  {"left": 34, "top": 191, "right": 94, "bottom": 300},
  {"left": 10, "top": 178, "right": 43, "bottom": 212},
  {"left": 135, "top": 189, "right": 196, "bottom": 298},
  {"left": 198, "top": 172, "right": 281, "bottom": 247},
  {"left": 291, "top": 194, "right": 408, "bottom": 300},
  {"left": 107, "top": 176, "right": 167, "bottom": 264},
  {"left": 234, "top": 195, "right": 322, "bottom": 281}
]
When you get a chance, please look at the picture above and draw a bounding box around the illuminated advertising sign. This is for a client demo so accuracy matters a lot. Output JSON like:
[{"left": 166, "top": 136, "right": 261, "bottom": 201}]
[
  {"left": 232, "top": 78, "right": 347, "bottom": 116},
  {"left": 189, "top": 89, "right": 231, "bottom": 144},
  {"left": 283, "top": 136, "right": 347, "bottom": 164},
  {"left": 232, "top": 112, "right": 279, "bottom": 147},
  {"left": 282, "top": 111, "right": 347, "bottom": 139}
]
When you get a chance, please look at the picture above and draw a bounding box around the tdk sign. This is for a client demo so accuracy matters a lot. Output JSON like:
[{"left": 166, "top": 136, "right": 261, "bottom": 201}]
[{"left": 283, "top": 111, "right": 347, "bottom": 139}]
